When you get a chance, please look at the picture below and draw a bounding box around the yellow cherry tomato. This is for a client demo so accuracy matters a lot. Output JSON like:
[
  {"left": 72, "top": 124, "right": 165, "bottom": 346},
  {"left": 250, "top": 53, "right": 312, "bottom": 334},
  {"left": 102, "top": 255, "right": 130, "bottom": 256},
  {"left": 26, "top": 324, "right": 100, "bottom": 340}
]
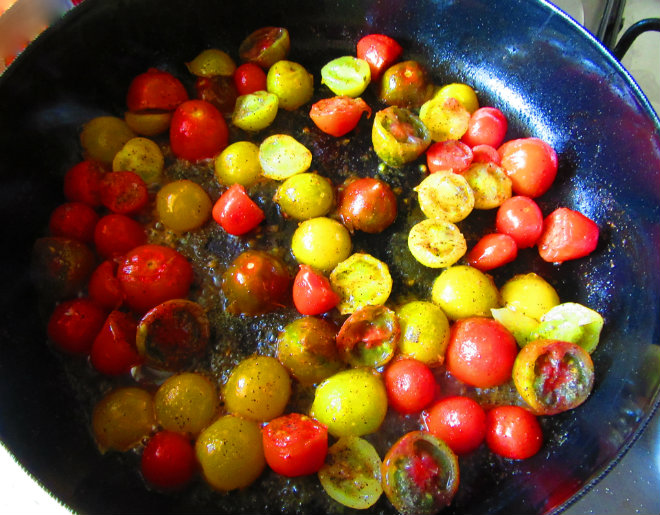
[
  {"left": 112, "top": 136, "right": 164, "bottom": 185},
  {"left": 259, "top": 134, "right": 312, "bottom": 180},
  {"left": 267, "top": 60, "right": 314, "bottom": 110},
  {"left": 396, "top": 301, "right": 450, "bottom": 366},
  {"left": 232, "top": 91, "right": 279, "bottom": 131},
  {"left": 434, "top": 82, "right": 479, "bottom": 114},
  {"left": 156, "top": 179, "right": 212, "bottom": 232},
  {"left": 462, "top": 162, "right": 512, "bottom": 209},
  {"left": 419, "top": 96, "right": 471, "bottom": 142},
  {"left": 291, "top": 217, "right": 352, "bottom": 272},
  {"left": 414, "top": 170, "right": 475, "bottom": 223},
  {"left": 329, "top": 252, "right": 392, "bottom": 315},
  {"left": 274, "top": 173, "right": 334, "bottom": 220},
  {"left": 80, "top": 116, "right": 136, "bottom": 164},
  {"left": 407, "top": 218, "right": 467, "bottom": 268},
  {"left": 186, "top": 48, "right": 236, "bottom": 77},
  {"left": 214, "top": 141, "right": 262, "bottom": 186},
  {"left": 431, "top": 265, "right": 500, "bottom": 320},
  {"left": 124, "top": 111, "right": 172, "bottom": 136},
  {"left": 500, "top": 273, "right": 560, "bottom": 321}
]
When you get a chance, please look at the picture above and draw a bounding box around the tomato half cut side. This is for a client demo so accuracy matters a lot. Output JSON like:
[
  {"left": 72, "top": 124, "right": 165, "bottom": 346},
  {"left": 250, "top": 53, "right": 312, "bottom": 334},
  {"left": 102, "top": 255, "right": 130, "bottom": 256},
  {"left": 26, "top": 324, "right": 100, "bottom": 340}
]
[{"left": 309, "top": 96, "right": 372, "bottom": 137}]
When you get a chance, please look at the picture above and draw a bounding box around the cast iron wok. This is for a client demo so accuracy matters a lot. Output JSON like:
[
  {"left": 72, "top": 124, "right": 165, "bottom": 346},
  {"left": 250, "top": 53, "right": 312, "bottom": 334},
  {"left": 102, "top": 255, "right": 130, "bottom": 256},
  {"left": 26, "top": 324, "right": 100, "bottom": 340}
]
[{"left": 0, "top": 0, "right": 659, "bottom": 513}]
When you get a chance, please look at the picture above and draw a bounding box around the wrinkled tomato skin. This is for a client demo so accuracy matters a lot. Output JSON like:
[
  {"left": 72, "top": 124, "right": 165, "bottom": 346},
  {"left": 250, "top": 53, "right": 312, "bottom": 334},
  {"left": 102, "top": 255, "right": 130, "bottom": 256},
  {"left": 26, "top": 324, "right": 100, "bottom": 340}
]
[
  {"left": 49, "top": 202, "right": 99, "bottom": 243},
  {"left": 356, "top": 34, "right": 403, "bottom": 81},
  {"left": 88, "top": 260, "right": 125, "bottom": 310},
  {"left": 461, "top": 107, "right": 508, "bottom": 148},
  {"left": 90, "top": 310, "right": 141, "bottom": 375},
  {"left": 423, "top": 396, "right": 487, "bottom": 455},
  {"left": 93, "top": 214, "right": 147, "bottom": 259},
  {"left": 126, "top": 68, "right": 189, "bottom": 112},
  {"left": 495, "top": 195, "right": 544, "bottom": 248},
  {"left": 63, "top": 160, "right": 105, "bottom": 207},
  {"left": 467, "top": 233, "right": 518, "bottom": 271},
  {"left": 337, "top": 177, "right": 397, "bottom": 233},
  {"left": 486, "top": 405, "right": 543, "bottom": 459},
  {"left": 384, "top": 358, "right": 437, "bottom": 414},
  {"left": 498, "top": 137, "right": 558, "bottom": 198},
  {"left": 537, "top": 207, "right": 599, "bottom": 263},
  {"left": 212, "top": 184, "right": 265, "bottom": 236},
  {"left": 47, "top": 298, "right": 107, "bottom": 354},
  {"left": 117, "top": 244, "right": 194, "bottom": 314},
  {"left": 141, "top": 430, "right": 197, "bottom": 490},
  {"left": 426, "top": 140, "right": 473, "bottom": 174},
  {"left": 309, "top": 96, "right": 372, "bottom": 137},
  {"left": 292, "top": 265, "right": 340, "bottom": 315},
  {"left": 100, "top": 171, "right": 149, "bottom": 215},
  {"left": 234, "top": 63, "right": 267, "bottom": 96},
  {"left": 170, "top": 99, "right": 229, "bottom": 162}
]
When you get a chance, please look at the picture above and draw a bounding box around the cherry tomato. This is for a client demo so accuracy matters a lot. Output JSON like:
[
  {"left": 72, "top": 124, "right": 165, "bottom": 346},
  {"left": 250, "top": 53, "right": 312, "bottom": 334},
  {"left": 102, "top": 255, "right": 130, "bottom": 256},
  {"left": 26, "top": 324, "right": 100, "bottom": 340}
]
[
  {"left": 485, "top": 405, "right": 543, "bottom": 459},
  {"left": 195, "top": 76, "right": 238, "bottom": 115},
  {"left": 239, "top": 27, "right": 290, "bottom": 68},
  {"left": 141, "top": 430, "right": 196, "bottom": 490},
  {"left": 292, "top": 265, "right": 340, "bottom": 315},
  {"left": 467, "top": 233, "right": 518, "bottom": 271},
  {"left": 47, "top": 298, "right": 107, "bottom": 355},
  {"left": 233, "top": 62, "right": 267, "bottom": 95},
  {"left": 356, "top": 33, "right": 403, "bottom": 81},
  {"left": 372, "top": 106, "right": 431, "bottom": 167},
  {"left": 262, "top": 413, "right": 328, "bottom": 477},
  {"left": 498, "top": 137, "right": 558, "bottom": 198},
  {"left": 212, "top": 183, "right": 265, "bottom": 236},
  {"left": 93, "top": 213, "right": 147, "bottom": 259},
  {"left": 48, "top": 202, "right": 99, "bottom": 243},
  {"left": 90, "top": 310, "right": 141, "bottom": 375},
  {"left": 126, "top": 68, "right": 188, "bottom": 113},
  {"left": 422, "top": 396, "right": 487, "bottom": 455},
  {"left": 336, "top": 177, "right": 397, "bottom": 233},
  {"left": 309, "top": 96, "right": 371, "bottom": 137},
  {"left": 88, "top": 260, "right": 124, "bottom": 310},
  {"left": 99, "top": 171, "right": 149, "bottom": 215},
  {"left": 384, "top": 358, "right": 436, "bottom": 414},
  {"left": 461, "top": 107, "right": 508, "bottom": 148},
  {"left": 426, "top": 140, "right": 473, "bottom": 174},
  {"left": 63, "top": 160, "right": 105, "bottom": 207},
  {"left": 170, "top": 99, "right": 229, "bottom": 162},
  {"left": 495, "top": 195, "right": 544, "bottom": 248},
  {"left": 537, "top": 207, "right": 599, "bottom": 263},
  {"left": 117, "top": 244, "right": 193, "bottom": 314},
  {"left": 471, "top": 144, "right": 501, "bottom": 165},
  {"left": 446, "top": 317, "right": 518, "bottom": 388},
  {"left": 379, "top": 60, "right": 434, "bottom": 108}
]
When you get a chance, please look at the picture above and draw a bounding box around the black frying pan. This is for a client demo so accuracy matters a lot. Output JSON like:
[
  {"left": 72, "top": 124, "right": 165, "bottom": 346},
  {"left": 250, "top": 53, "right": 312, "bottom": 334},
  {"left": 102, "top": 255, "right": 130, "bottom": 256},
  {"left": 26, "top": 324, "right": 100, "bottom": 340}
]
[{"left": 0, "top": 0, "right": 659, "bottom": 514}]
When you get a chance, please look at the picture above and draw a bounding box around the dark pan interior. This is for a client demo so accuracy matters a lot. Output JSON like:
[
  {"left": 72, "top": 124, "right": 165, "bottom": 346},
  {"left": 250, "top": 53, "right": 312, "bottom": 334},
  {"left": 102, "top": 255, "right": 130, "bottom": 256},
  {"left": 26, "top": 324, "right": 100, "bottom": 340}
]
[{"left": 0, "top": 0, "right": 659, "bottom": 513}]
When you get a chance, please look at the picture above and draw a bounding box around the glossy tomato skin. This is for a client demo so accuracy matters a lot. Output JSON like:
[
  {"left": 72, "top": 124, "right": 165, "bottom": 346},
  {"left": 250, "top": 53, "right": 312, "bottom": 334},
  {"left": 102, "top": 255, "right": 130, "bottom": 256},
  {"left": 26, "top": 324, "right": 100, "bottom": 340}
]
[
  {"left": 212, "top": 184, "right": 265, "bottom": 235},
  {"left": 141, "top": 430, "right": 197, "bottom": 490},
  {"left": 47, "top": 298, "right": 107, "bottom": 354},
  {"left": 48, "top": 202, "right": 99, "bottom": 243},
  {"left": 471, "top": 144, "right": 501, "bottom": 165},
  {"left": 63, "top": 160, "right": 105, "bottom": 207},
  {"left": 309, "top": 96, "right": 371, "bottom": 137},
  {"left": 498, "top": 137, "right": 558, "bottom": 198},
  {"left": 486, "top": 405, "right": 543, "bottom": 459},
  {"left": 423, "top": 396, "right": 487, "bottom": 455},
  {"left": 292, "top": 265, "right": 340, "bottom": 315},
  {"left": 426, "top": 140, "right": 473, "bottom": 174},
  {"left": 446, "top": 317, "right": 518, "bottom": 388},
  {"left": 99, "top": 171, "right": 149, "bottom": 215},
  {"left": 170, "top": 99, "right": 229, "bottom": 162},
  {"left": 233, "top": 62, "right": 267, "bottom": 95},
  {"left": 88, "top": 260, "right": 125, "bottom": 310},
  {"left": 93, "top": 213, "right": 147, "bottom": 259},
  {"left": 467, "top": 233, "right": 518, "bottom": 271},
  {"left": 384, "top": 358, "right": 437, "bottom": 414},
  {"left": 537, "top": 207, "right": 599, "bottom": 263},
  {"left": 461, "top": 107, "right": 508, "bottom": 148},
  {"left": 337, "top": 177, "right": 397, "bottom": 233},
  {"left": 117, "top": 244, "right": 193, "bottom": 314},
  {"left": 356, "top": 34, "right": 403, "bottom": 81},
  {"left": 262, "top": 413, "right": 328, "bottom": 477},
  {"left": 495, "top": 195, "right": 544, "bottom": 248},
  {"left": 90, "top": 310, "right": 141, "bottom": 375},
  {"left": 126, "top": 68, "right": 188, "bottom": 112}
]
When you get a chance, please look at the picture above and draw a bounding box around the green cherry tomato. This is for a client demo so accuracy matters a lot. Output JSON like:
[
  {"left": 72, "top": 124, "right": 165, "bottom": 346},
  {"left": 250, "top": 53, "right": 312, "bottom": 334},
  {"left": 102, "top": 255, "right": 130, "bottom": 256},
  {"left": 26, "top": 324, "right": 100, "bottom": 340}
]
[
  {"left": 462, "top": 162, "right": 513, "bottom": 210},
  {"left": 112, "top": 136, "right": 164, "bottom": 185},
  {"left": 274, "top": 172, "right": 334, "bottom": 220},
  {"left": 321, "top": 56, "right": 371, "bottom": 97},
  {"left": 372, "top": 106, "right": 431, "bottom": 167},
  {"left": 535, "top": 302, "right": 604, "bottom": 353},
  {"left": 267, "top": 60, "right": 314, "bottom": 111},
  {"left": 232, "top": 91, "right": 279, "bottom": 131}
]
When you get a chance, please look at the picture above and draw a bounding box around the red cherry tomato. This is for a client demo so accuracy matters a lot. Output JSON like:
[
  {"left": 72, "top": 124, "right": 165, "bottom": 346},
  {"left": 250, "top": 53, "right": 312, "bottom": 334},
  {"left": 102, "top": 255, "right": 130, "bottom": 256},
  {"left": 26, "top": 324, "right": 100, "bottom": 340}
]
[
  {"left": 47, "top": 298, "right": 107, "bottom": 355},
  {"left": 292, "top": 265, "right": 340, "bottom": 315},
  {"left": 498, "top": 137, "right": 558, "bottom": 198},
  {"left": 262, "top": 413, "right": 328, "bottom": 477},
  {"left": 426, "top": 140, "right": 473, "bottom": 174},
  {"left": 495, "top": 195, "right": 544, "bottom": 248},
  {"left": 99, "top": 171, "right": 149, "bottom": 215},
  {"left": 356, "top": 33, "right": 403, "bottom": 81},
  {"left": 90, "top": 310, "right": 141, "bottom": 375},
  {"left": 117, "top": 244, "right": 194, "bottom": 314},
  {"left": 446, "top": 317, "right": 518, "bottom": 389},
  {"left": 485, "top": 405, "right": 543, "bottom": 459},
  {"left": 309, "top": 96, "right": 372, "bottom": 137},
  {"left": 63, "top": 160, "right": 105, "bottom": 207},
  {"left": 170, "top": 99, "right": 228, "bottom": 162},
  {"left": 423, "top": 396, "right": 487, "bottom": 455},
  {"left": 467, "top": 233, "right": 518, "bottom": 271},
  {"left": 49, "top": 202, "right": 99, "bottom": 243},
  {"left": 233, "top": 62, "right": 268, "bottom": 96},
  {"left": 336, "top": 177, "right": 397, "bottom": 233},
  {"left": 461, "top": 107, "right": 508, "bottom": 148},
  {"left": 537, "top": 207, "right": 599, "bottom": 263},
  {"left": 126, "top": 68, "right": 188, "bottom": 113},
  {"left": 212, "top": 183, "right": 265, "bottom": 236},
  {"left": 93, "top": 213, "right": 147, "bottom": 259},
  {"left": 88, "top": 260, "right": 124, "bottom": 310},
  {"left": 141, "top": 430, "right": 196, "bottom": 490},
  {"left": 471, "top": 144, "right": 501, "bottom": 165},
  {"left": 384, "top": 358, "right": 437, "bottom": 415}
]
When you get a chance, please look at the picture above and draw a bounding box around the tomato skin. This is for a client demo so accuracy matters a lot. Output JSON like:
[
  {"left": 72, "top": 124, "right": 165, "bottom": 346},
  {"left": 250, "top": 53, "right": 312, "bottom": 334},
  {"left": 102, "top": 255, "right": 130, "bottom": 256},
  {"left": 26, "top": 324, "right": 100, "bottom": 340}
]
[
  {"left": 486, "top": 405, "right": 543, "bottom": 459},
  {"left": 446, "top": 317, "right": 518, "bottom": 388},
  {"left": 467, "top": 233, "right": 518, "bottom": 271},
  {"left": 99, "top": 171, "right": 149, "bottom": 215},
  {"left": 537, "top": 207, "right": 599, "bottom": 263},
  {"left": 262, "top": 413, "right": 328, "bottom": 477},
  {"left": 292, "top": 265, "right": 340, "bottom": 315},
  {"left": 384, "top": 358, "right": 437, "bottom": 414},
  {"left": 212, "top": 184, "right": 265, "bottom": 236},
  {"left": 141, "top": 430, "right": 196, "bottom": 490},
  {"left": 126, "top": 68, "right": 188, "bottom": 112},
  {"left": 117, "top": 244, "right": 194, "bottom": 314},
  {"left": 356, "top": 34, "right": 403, "bottom": 81},
  {"left": 426, "top": 140, "right": 473, "bottom": 174},
  {"left": 233, "top": 62, "right": 267, "bottom": 95},
  {"left": 471, "top": 144, "right": 501, "bottom": 165},
  {"left": 49, "top": 202, "right": 99, "bottom": 243},
  {"left": 461, "top": 107, "right": 508, "bottom": 148},
  {"left": 495, "top": 195, "right": 544, "bottom": 248},
  {"left": 498, "top": 137, "right": 558, "bottom": 198},
  {"left": 423, "top": 396, "right": 487, "bottom": 455},
  {"left": 170, "top": 99, "right": 229, "bottom": 162},
  {"left": 63, "top": 160, "right": 105, "bottom": 207},
  {"left": 336, "top": 177, "right": 397, "bottom": 233},
  {"left": 309, "top": 96, "right": 372, "bottom": 137},
  {"left": 93, "top": 213, "right": 147, "bottom": 259},
  {"left": 90, "top": 310, "right": 141, "bottom": 375},
  {"left": 47, "top": 298, "right": 107, "bottom": 355},
  {"left": 88, "top": 260, "right": 124, "bottom": 310}
]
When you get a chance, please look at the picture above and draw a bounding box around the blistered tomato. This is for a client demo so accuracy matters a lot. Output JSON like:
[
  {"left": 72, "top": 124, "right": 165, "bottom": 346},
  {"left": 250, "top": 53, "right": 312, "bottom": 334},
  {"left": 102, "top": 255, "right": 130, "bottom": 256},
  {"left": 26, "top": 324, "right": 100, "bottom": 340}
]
[
  {"left": 372, "top": 106, "right": 431, "bottom": 167},
  {"left": 99, "top": 171, "right": 149, "bottom": 215},
  {"left": 170, "top": 99, "right": 228, "bottom": 162}
]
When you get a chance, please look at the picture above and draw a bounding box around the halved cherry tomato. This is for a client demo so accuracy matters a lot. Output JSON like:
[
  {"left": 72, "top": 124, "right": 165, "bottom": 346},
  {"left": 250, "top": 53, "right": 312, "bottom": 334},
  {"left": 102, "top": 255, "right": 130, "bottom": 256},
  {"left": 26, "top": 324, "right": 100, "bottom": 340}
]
[
  {"left": 426, "top": 140, "right": 473, "bottom": 174},
  {"left": 262, "top": 413, "right": 328, "bottom": 477},
  {"left": 195, "top": 76, "right": 238, "bottom": 115},
  {"left": 126, "top": 68, "right": 188, "bottom": 113},
  {"left": 537, "top": 207, "right": 599, "bottom": 263},
  {"left": 446, "top": 317, "right": 518, "bottom": 388},
  {"left": 461, "top": 107, "right": 508, "bottom": 148},
  {"left": 117, "top": 244, "right": 193, "bottom": 314},
  {"left": 99, "top": 171, "right": 149, "bottom": 215},
  {"left": 467, "top": 233, "right": 518, "bottom": 271},
  {"left": 471, "top": 144, "right": 501, "bottom": 165},
  {"left": 212, "top": 183, "right": 265, "bottom": 236},
  {"left": 88, "top": 260, "right": 124, "bottom": 310},
  {"left": 292, "top": 265, "right": 340, "bottom": 315},
  {"left": 383, "top": 358, "right": 436, "bottom": 414},
  {"left": 93, "top": 213, "right": 147, "bottom": 259},
  {"left": 309, "top": 96, "right": 371, "bottom": 137},
  {"left": 63, "top": 160, "right": 105, "bottom": 207},
  {"left": 356, "top": 33, "right": 403, "bottom": 82},
  {"left": 336, "top": 177, "right": 397, "bottom": 233},
  {"left": 485, "top": 405, "right": 543, "bottom": 459},
  {"left": 495, "top": 195, "right": 544, "bottom": 248},
  {"left": 90, "top": 310, "right": 141, "bottom": 375},
  {"left": 47, "top": 298, "right": 107, "bottom": 355},
  {"left": 48, "top": 202, "right": 99, "bottom": 243},
  {"left": 170, "top": 99, "right": 229, "bottom": 162},
  {"left": 239, "top": 27, "right": 290, "bottom": 69},
  {"left": 423, "top": 396, "right": 487, "bottom": 455},
  {"left": 498, "top": 137, "right": 558, "bottom": 198},
  {"left": 233, "top": 62, "right": 267, "bottom": 95},
  {"left": 141, "top": 430, "right": 196, "bottom": 490}
]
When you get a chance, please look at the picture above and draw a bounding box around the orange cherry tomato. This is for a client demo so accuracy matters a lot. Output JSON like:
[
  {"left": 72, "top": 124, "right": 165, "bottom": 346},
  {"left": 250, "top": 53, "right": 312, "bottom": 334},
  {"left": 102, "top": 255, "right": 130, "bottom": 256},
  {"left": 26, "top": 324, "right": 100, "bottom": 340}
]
[
  {"left": 384, "top": 358, "right": 437, "bottom": 414},
  {"left": 47, "top": 298, "right": 107, "bottom": 355},
  {"left": 48, "top": 202, "right": 99, "bottom": 243},
  {"left": 467, "top": 233, "right": 518, "bottom": 271},
  {"left": 90, "top": 310, "right": 141, "bottom": 375},
  {"left": 537, "top": 207, "right": 599, "bottom": 263},
  {"left": 485, "top": 405, "right": 543, "bottom": 459},
  {"left": 356, "top": 33, "right": 403, "bottom": 81},
  {"left": 309, "top": 96, "right": 372, "bottom": 137},
  {"left": 141, "top": 430, "right": 197, "bottom": 490},
  {"left": 498, "top": 137, "right": 558, "bottom": 198},
  {"left": 212, "top": 183, "right": 265, "bottom": 236},
  {"left": 126, "top": 68, "right": 188, "bottom": 113},
  {"left": 292, "top": 265, "right": 340, "bottom": 315},
  {"left": 170, "top": 99, "right": 229, "bottom": 162}
]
